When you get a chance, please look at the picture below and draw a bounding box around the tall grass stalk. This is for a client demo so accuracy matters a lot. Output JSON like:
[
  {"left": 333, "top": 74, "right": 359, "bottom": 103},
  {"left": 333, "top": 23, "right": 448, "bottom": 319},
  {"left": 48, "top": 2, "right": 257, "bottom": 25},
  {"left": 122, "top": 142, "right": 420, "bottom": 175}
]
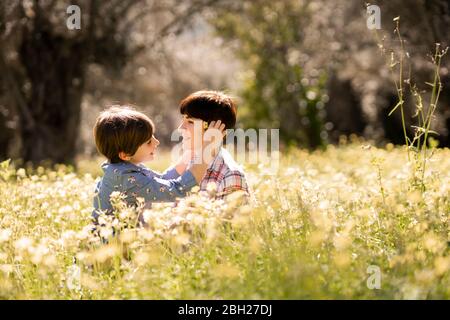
[{"left": 377, "top": 16, "right": 448, "bottom": 191}]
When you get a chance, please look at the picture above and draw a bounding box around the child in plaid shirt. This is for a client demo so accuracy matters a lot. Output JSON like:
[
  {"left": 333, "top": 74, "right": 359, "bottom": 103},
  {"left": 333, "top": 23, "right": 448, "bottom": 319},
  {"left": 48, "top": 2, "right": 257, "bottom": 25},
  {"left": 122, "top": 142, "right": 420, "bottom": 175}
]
[{"left": 177, "top": 91, "right": 249, "bottom": 200}]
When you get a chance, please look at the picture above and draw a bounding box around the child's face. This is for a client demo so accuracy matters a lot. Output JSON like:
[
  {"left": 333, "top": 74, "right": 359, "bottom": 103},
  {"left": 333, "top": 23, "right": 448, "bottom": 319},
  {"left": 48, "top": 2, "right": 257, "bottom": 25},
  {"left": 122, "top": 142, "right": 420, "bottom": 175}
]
[
  {"left": 177, "top": 116, "right": 206, "bottom": 150},
  {"left": 127, "top": 135, "right": 160, "bottom": 164}
]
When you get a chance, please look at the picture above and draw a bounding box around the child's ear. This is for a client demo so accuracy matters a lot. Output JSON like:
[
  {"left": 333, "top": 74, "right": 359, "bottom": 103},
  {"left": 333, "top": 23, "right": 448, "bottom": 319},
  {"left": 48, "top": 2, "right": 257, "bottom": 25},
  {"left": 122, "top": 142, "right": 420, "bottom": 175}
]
[{"left": 118, "top": 151, "right": 131, "bottom": 161}]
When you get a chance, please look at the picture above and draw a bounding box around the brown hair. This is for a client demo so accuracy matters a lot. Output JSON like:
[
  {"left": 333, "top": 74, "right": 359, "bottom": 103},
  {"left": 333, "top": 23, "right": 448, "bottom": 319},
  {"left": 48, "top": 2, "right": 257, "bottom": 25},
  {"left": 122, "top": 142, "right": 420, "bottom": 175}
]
[
  {"left": 179, "top": 90, "right": 237, "bottom": 129},
  {"left": 93, "top": 105, "right": 154, "bottom": 163}
]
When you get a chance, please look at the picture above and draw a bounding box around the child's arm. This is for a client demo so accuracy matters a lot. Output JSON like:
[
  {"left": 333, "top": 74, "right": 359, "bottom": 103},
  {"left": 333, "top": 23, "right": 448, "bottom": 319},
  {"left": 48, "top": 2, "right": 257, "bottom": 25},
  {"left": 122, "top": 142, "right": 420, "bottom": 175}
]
[
  {"left": 173, "top": 149, "right": 193, "bottom": 175},
  {"left": 123, "top": 170, "right": 197, "bottom": 203},
  {"left": 158, "top": 166, "right": 181, "bottom": 180}
]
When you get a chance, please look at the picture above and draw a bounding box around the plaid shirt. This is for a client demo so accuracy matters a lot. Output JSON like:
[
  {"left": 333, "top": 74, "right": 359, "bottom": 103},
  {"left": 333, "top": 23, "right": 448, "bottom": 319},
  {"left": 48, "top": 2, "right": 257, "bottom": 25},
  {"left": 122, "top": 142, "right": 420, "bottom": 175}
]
[{"left": 199, "top": 148, "right": 249, "bottom": 199}]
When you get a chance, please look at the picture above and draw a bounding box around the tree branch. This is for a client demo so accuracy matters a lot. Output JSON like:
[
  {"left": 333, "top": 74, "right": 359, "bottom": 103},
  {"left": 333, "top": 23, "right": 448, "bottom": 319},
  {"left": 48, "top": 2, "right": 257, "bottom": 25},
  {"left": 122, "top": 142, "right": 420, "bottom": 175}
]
[{"left": 130, "top": 0, "right": 225, "bottom": 57}]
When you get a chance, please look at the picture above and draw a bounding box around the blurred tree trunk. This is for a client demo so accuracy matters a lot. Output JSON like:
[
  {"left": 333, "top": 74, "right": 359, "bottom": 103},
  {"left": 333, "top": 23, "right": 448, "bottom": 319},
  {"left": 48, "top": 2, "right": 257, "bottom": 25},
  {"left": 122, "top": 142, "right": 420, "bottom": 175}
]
[
  {"left": 18, "top": 29, "right": 86, "bottom": 164},
  {"left": 0, "top": 107, "right": 13, "bottom": 158},
  {"left": 325, "top": 74, "right": 366, "bottom": 143}
]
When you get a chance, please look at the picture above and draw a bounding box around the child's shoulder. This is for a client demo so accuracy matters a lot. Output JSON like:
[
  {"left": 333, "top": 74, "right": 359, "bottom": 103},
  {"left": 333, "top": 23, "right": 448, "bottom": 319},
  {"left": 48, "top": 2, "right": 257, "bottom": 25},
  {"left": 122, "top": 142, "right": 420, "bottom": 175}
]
[{"left": 101, "top": 161, "right": 135, "bottom": 173}]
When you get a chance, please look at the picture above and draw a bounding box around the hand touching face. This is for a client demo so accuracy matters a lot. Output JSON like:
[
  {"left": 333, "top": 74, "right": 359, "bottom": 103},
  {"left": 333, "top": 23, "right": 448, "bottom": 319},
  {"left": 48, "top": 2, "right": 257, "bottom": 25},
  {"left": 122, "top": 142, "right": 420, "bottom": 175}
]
[{"left": 177, "top": 116, "right": 225, "bottom": 163}]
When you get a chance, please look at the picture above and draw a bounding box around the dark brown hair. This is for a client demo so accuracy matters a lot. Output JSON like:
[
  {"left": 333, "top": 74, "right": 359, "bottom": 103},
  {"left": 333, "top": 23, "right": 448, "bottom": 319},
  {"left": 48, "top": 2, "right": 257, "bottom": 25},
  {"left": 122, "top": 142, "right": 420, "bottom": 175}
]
[
  {"left": 179, "top": 90, "right": 237, "bottom": 129},
  {"left": 93, "top": 105, "right": 154, "bottom": 163}
]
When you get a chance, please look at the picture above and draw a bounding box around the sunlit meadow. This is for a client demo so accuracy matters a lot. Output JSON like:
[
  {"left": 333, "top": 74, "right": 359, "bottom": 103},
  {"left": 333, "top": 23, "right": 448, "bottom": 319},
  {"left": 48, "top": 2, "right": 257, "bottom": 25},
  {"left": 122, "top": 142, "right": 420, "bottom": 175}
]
[{"left": 0, "top": 139, "right": 449, "bottom": 299}]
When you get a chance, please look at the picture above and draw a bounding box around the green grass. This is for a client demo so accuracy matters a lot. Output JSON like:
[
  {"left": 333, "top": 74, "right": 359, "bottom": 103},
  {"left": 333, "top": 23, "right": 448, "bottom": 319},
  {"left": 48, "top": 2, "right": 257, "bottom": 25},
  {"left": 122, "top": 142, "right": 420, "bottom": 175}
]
[{"left": 0, "top": 142, "right": 449, "bottom": 299}]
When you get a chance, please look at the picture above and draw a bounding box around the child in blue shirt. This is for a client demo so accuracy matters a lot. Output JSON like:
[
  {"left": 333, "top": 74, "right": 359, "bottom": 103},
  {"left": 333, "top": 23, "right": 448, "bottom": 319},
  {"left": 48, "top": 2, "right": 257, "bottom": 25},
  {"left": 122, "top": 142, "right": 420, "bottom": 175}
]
[{"left": 92, "top": 105, "right": 224, "bottom": 224}]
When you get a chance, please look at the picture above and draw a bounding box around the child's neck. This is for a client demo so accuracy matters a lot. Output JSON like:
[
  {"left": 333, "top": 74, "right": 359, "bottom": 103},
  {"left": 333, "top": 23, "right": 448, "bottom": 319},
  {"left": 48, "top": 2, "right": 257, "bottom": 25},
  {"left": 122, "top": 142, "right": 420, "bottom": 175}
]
[{"left": 128, "top": 160, "right": 142, "bottom": 166}]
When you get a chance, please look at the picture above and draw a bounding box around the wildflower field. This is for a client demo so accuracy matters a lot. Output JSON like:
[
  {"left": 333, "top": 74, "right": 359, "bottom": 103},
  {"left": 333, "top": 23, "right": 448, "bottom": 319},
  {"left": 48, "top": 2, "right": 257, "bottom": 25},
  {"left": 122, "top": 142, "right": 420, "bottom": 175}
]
[{"left": 0, "top": 141, "right": 449, "bottom": 299}]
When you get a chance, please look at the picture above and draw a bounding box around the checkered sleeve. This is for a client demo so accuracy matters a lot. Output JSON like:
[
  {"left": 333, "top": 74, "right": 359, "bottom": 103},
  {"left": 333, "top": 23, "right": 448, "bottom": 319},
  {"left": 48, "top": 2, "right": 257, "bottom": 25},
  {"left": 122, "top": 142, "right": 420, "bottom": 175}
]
[{"left": 217, "top": 170, "right": 249, "bottom": 198}]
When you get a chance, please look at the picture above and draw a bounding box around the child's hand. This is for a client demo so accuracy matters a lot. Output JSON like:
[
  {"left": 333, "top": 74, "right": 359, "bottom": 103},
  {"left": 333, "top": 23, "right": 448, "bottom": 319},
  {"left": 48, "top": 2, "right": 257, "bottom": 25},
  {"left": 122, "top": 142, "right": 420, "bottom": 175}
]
[
  {"left": 201, "top": 120, "right": 226, "bottom": 164},
  {"left": 174, "top": 149, "right": 192, "bottom": 175},
  {"left": 185, "top": 120, "right": 226, "bottom": 183}
]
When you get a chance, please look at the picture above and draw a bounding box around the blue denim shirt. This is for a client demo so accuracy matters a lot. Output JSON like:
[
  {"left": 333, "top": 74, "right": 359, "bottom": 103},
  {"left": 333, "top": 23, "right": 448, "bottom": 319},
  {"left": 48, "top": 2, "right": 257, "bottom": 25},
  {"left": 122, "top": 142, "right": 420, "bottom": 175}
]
[{"left": 92, "top": 161, "right": 197, "bottom": 222}]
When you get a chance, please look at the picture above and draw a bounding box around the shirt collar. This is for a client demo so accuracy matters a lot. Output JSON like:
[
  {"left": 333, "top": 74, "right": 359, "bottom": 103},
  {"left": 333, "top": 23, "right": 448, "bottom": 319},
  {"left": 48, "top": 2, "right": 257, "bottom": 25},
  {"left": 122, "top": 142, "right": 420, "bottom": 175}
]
[{"left": 101, "top": 160, "right": 143, "bottom": 174}]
